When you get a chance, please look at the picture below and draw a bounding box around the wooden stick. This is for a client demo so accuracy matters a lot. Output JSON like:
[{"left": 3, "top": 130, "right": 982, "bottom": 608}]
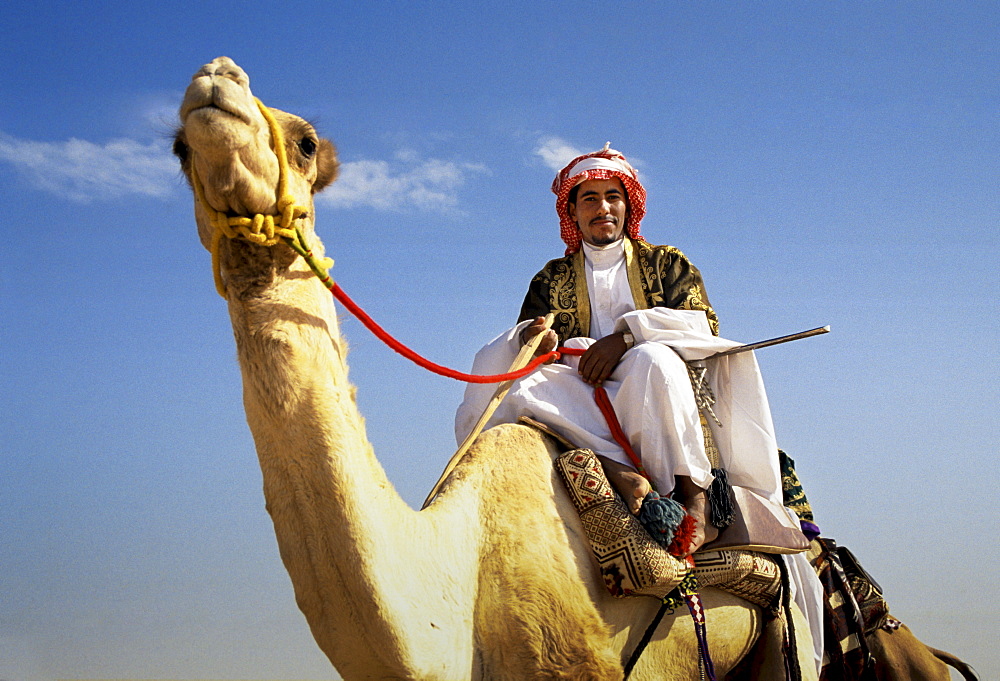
[
  {"left": 704, "top": 325, "right": 830, "bottom": 360},
  {"left": 422, "top": 314, "right": 555, "bottom": 509}
]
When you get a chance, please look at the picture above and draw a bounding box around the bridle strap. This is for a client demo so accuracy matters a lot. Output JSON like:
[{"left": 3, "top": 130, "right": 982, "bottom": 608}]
[{"left": 190, "top": 97, "right": 315, "bottom": 298}]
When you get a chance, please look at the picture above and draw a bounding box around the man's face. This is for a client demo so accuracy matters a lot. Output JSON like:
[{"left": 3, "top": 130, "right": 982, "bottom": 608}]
[{"left": 568, "top": 178, "right": 628, "bottom": 247}]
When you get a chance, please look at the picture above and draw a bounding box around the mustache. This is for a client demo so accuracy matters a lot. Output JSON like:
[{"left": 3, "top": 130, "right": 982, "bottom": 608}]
[{"left": 589, "top": 215, "right": 619, "bottom": 226}]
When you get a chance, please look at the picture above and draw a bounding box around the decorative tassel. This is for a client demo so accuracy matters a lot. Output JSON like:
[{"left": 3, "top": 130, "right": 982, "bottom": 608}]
[
  {"left": 668, "top": 514, "right": 698, "bottom": 557},
  {"left": 707, "top": 467, "right": 735, "bottom": 530},
  {"left": 638, "top": 491, "right": 685, "bottom": 547},
  {"left": 638, "top": 491, "right": 700, "bottom": 557},
  {"left": 683, "top": 586, "right": 718, "bottom": 681}
]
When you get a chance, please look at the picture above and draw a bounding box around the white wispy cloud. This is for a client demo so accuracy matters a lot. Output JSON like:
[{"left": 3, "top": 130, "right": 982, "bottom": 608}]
[
  {"left": 317, "top": 150, "right": 487, "bottom": 213},
  {"left": 0, "top": 133, "right": 178, "bottom": 203},
  {"left": 534, "top": 136, "right": 584, "bottom": 172}
]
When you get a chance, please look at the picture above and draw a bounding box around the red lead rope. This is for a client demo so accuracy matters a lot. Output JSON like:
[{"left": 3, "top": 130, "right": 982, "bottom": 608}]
[
  {"left": 332, "top": 283, "right": 646, "bottom": 476},
  {"left": 593, "top": 384, "right": 650, "bottom": 479},
  {"left": 331, "top": 281, "right": 568, "bottom": 384},
  {"left": 552, "top": 349, "right": 649, "bottom": 480}
]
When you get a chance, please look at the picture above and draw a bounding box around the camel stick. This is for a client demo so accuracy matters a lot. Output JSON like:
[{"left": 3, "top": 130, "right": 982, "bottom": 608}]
[
  {"left": 422, "top": 313, "right": 555, "bottom": 509},
  {"left": 703, "top": 325, "right": 830, "bottom": 360}
]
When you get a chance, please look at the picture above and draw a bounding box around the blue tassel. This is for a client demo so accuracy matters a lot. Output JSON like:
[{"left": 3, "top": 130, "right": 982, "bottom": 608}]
[{"left": 638, "top": 491, "right": 686, "bottom": 547}]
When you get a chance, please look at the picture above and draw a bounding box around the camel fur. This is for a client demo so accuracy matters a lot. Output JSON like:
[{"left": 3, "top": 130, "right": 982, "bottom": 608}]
[{"left": 868, "top": 623, "right": 979, "bottom": 681}]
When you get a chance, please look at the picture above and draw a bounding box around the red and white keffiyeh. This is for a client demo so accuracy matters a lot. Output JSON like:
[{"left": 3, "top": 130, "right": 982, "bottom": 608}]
[{"left": 552, "top": 143, "right": 647, "bottom": 254}]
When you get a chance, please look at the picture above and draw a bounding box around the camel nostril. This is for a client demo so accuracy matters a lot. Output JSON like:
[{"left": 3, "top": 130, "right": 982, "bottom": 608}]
[
  {"left": 209, "top": 57, "right": 247, "bottom": 86},
  {"left": 215, "top": 68, "right": 242, "bottom": 84}
]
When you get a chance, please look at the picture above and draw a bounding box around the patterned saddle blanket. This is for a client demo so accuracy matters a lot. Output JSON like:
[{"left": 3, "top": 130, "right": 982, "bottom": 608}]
[{"left": 554, "top": 446, "right": 782, "bottom": 609}]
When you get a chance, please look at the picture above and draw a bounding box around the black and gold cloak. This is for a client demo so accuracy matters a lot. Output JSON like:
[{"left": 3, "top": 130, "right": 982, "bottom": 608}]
[{"left": 518, "top": 238, "right": 720, "bottom": 341}]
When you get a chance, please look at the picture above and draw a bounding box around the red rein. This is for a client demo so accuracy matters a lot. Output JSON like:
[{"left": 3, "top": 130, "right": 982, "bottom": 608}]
[
  {"left": 331, "top": 283, "right": 645, "bottom": 474},
  {"left": 332, "top": 281, "right": 576, "bottom": 384}
]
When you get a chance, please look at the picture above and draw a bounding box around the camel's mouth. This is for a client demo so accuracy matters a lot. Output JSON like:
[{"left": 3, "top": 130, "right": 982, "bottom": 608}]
[{"left": 182, "top": 102, "right": 253, "bottom": 127}]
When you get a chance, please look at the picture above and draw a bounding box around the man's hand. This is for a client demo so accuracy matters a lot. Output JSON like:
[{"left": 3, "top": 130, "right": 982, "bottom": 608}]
[
  {"left": 521, "top": 316, "right": 558, "bottom": 358},
  {"left": 578, "top": 331, "right": 629, "bottom": 384}
]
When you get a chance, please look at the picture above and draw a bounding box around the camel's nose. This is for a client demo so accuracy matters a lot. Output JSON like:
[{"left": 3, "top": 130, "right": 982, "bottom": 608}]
[
  {"left": 180, "top": 56, "right": 259, "bottom": 125},
  {"left": 194, "top": 56, "right": 249, "bottom": 88}
]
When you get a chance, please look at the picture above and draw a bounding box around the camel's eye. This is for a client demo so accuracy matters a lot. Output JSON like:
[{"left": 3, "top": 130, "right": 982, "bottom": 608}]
[{"left": 298, "top": 137, "right": 318, "bottom": 158}]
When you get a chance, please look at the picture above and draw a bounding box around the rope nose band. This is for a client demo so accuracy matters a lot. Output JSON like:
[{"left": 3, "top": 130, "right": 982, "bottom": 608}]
[{"left": 189, "top": 96, "right": 326, "bottom": 298}]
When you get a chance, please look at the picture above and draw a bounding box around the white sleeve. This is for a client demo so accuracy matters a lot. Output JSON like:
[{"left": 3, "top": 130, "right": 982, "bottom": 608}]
[
  {"left": 453, "top": 320, "right": 532, "bottom": 445},
  {"left": 614, "top": 307, "right": 737, "bottom": 360}
]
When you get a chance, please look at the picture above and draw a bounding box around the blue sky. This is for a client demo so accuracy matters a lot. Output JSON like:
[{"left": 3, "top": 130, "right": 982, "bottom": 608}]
[{"left": 2, "top": 1, "right": 997, "bottom": 679}]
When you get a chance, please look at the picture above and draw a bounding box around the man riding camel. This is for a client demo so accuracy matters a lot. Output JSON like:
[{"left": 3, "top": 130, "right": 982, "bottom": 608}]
[
  {"left": 455, "top": 143, "right": 825, "bottom": 672},
  {"left": 518, "top": 146, "right": 721, "bottom": 554}
]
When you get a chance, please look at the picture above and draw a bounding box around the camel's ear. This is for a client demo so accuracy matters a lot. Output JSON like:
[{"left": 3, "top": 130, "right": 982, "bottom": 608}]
[{"left": 313, "top": 138, "right": 339, "bottom": 193}]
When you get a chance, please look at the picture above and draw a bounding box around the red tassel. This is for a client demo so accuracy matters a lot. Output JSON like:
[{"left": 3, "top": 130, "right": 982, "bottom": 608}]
[{"left": 668, "top": 514, "right": 698, "bottom": 557}]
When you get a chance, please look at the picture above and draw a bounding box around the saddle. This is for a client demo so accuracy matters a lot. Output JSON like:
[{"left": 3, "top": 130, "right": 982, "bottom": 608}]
[
  {"left": 553, "top": 445, "right": 783, "bottom": 609},
  {"left": 530, "top": 416, "right": 812, "bottom": 680}
]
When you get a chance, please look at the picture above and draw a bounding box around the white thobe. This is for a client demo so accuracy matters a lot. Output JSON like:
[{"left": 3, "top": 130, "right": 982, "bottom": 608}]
[{"left": 454, "top": 241, "right": 824, "bottom": 672}]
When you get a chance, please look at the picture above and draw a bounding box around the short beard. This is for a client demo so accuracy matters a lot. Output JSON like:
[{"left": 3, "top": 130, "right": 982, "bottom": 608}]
[
  {"left": 590, "top": 233, "right": 619, "bottom": 246},
  {"left": 588, "top": 217, "right": 622, "bottom": 246}
]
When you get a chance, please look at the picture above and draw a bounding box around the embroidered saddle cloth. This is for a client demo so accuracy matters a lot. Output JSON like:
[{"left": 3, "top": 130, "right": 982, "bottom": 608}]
[
  {"left": 555, "top": 447, "right": 689, "bottom": 597},
  {"left": 555, "top": 447, "right": 781, "bottom": 607}
]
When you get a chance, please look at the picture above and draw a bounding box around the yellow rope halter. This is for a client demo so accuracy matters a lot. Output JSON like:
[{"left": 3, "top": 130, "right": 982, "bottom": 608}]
[{"left": 189, "top": 97, "right": 332, "bottom": 298}]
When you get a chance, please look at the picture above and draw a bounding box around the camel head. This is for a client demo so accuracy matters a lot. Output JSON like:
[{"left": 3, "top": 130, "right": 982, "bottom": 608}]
[{"left": 174, "top": 57, "right": 338, "bottom": 292}]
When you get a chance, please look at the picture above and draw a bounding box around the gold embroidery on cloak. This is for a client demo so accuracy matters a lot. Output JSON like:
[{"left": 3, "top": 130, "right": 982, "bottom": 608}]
[
  {"left": 624, "top": 237, "right": 650, "bottom": 312},
  {"left": 678, "top": 282, "right": 719, "bottom": 335},
  {"left": 633, "top": 239, "right": 719, "bottom": 335},
  {"left": 571, "top": 250, "right": 590, "bottom": 340},
  {"left": 544, "top": 257, "right": 581, "bottom": 341},
  {"left": 635, "top": 239, "right": 683, "bottom": 308},
  {"left": 679, "top": 283, "right": 709, "bottom": 313}
]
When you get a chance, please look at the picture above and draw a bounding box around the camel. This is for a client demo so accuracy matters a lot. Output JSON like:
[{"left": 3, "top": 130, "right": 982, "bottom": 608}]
[
  {"left": 173, "top": 56, "right": 818, "bottom": 680},
  {"left": 868, "top": 623, "right": 979, "bottom": 681}
]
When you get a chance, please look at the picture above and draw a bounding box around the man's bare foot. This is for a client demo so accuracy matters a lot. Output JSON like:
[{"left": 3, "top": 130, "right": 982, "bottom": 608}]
[
  {"left": 597, "top": 456, "right": 651, "bottom": 515},
  {"left": 682, "top": 503, "right": 720, "bottom": 557},
  {"left": 674, "top": 476, "right": 720, "bottom": 557}
]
